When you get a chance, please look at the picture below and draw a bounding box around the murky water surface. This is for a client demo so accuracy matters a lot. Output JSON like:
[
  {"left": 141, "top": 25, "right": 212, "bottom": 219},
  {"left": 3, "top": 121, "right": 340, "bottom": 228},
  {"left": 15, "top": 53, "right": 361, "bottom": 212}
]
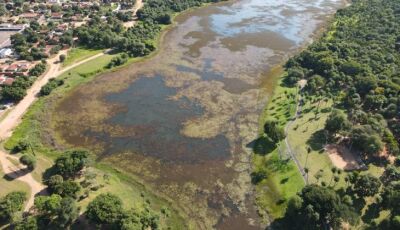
[{"left": 54, "top": 0, "right": 345, "bottom": 228}]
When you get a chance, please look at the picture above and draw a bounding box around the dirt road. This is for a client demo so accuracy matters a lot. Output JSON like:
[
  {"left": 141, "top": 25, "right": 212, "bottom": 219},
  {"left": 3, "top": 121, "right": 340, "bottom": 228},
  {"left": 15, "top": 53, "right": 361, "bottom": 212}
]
[
  {"left": 0, "top": 51, "right": 105, "bottom": 140},
  {"left": 0, "top": 149, "right": 45, "bottom": 212},
  {"left": 123, "top": 0, "right": 144, "bottom": 27},
  {"left": 0, "top": 50, "right": 106, "bottom": 211}
]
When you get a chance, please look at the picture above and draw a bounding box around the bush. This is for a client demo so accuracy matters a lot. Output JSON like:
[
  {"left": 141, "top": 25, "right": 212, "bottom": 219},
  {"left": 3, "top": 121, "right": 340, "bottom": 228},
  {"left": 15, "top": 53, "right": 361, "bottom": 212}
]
[
  {"left": 0, "top": 191, "right": 27, "bottom": 222},
  {"left": 86, "top": 193, "right": 123, "bottom": 225},
  {"left": 40, "top": 78, "right": 64, "bottom": 96},
  {"left": 19, "top": 154, "right": 36, "bottom": 170},
  {"left": 13, "top": 140, "right": 29, "bottom": 153}
]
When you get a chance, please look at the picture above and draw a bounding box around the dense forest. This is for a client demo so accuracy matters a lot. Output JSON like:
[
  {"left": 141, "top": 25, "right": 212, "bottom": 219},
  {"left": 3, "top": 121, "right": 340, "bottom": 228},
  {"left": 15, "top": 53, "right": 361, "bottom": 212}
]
[
  {"left": 273, "top": 0, "right": 400, "bottom": 229},
  {"left": 285, "top": 0, "right": 400, "bottom": 159}
]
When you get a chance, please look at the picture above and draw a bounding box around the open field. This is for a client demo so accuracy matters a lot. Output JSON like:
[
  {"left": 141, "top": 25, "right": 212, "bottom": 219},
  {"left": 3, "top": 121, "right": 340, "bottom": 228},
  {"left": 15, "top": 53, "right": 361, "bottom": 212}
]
[{"left": 62, "top": 48, "right": 104, "bottom": 67}]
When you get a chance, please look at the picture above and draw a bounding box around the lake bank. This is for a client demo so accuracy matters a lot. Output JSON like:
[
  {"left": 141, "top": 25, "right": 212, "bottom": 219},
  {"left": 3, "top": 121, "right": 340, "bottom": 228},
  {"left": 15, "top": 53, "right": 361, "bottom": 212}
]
[{"left": 5, "top": 0, "right": 348, "bottom": 228}]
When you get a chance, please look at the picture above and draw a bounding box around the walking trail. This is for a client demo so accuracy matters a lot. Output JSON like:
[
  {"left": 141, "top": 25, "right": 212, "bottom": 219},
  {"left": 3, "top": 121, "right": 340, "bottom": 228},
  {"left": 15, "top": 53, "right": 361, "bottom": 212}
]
[
  {"left": 283, "top": 80, "right": 308, "bottom": 183},
  {"left": 123, "top": 0, "right": 144, "bottom": 27}
]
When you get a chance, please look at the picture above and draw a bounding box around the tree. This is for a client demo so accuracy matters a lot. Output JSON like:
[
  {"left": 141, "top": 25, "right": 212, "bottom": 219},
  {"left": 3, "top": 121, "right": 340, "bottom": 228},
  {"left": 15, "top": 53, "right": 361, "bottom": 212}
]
[
  {"left": 19, "top": 154, "right": 36, "bottom": 170},
  {"left": 58, "top": 180, "right": 81, "bottom": 198},
  {"left": 34, "top": 195, "right": 78, "bottom": 228},
  {"left": 325, "top": 109, "right": 350, "bottom": 135},
  {"left": 13, "top": 140, "right": 29, "bottom": 153},
  {"left": 120, "top": 208, "right": 159, "bottom": 230},
  {"left": 0, "top": 191, "right": 27, "bottom": 222},
  {"left": 282, "top": 185, "right": 356, "bottom": 229},
  {"left": 54, "top": 150, "right": 89, "bottom": 178},
  {"left": 34, "top": 194, "right": 62, "bottom": 217},
  {"left": 40, "top": 78, "right": 64, "bottom": 96},
  {"left": 59, "top": 54, "right": 66, "bottom": 63},
  {"left": 47, "top": 175, "right": 64, "bottom": 195},
  {"left": 381, "top": 180, "right": 400, "bottom": 215},
  {"left": 86, "top": 193, "right": 123, "bottom": 225},
  {"left": 28, "top": 63, "right": 46, "bottom": 77},
  {"left": 14, "top": 216, "right": 38, "bottom": 230},
  {"left": 46, "top": 175, "right": 80, "bottom": 198},
  {"left": 352, "top": 174, "right": 381, "bottom": 198},
  {"left": 54, "top": 197, "right": 79, "bottom": 228},
  {"left": 264, "top": 120, "right": 286, "bottom": 143}
]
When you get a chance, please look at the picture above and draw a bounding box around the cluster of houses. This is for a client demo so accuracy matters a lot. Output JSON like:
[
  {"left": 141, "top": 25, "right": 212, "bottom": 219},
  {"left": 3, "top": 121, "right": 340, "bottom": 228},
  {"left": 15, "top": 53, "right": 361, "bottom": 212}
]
[
  {"left": 0, "top": 0, "right": 128, "bottom": 93},
  {"left": 0, "top": 61, "right": 33, "bottom": 86}
]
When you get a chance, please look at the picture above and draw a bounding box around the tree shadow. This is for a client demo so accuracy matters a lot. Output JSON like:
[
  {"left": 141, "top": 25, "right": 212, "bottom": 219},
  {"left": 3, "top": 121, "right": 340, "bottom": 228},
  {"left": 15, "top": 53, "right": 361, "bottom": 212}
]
[
  {"left": 3, "top": 168, "right": 30, "bottom": 181},
  {"left": 42, "top": 165, "right": 57, "bottom": 183},
  {"left": 306, "top": 130, "right": 326, "bottom": 151},
  {"left": 250, "top": 171, "right": 267, "bottom": 185},
  {"left": 362, "top": 202, "right": 381, "bottom": 224}
]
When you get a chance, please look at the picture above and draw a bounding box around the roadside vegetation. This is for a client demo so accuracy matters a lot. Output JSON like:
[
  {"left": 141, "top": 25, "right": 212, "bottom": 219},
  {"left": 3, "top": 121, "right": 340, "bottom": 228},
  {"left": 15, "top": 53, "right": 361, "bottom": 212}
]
[
  {"left": 254, "top": 0, "right": 400, "bottom": 229},
  {"left": 62, "top": 48, "right": 103, "bottom": 67}
]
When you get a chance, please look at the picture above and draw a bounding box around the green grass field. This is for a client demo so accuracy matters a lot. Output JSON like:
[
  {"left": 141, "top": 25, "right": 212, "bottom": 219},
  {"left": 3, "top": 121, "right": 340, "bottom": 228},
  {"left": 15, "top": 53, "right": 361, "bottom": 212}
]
[
  {"left": 62, "top": 48, "right": 104, "bottom": 67},
  {"left": 253, "top": 78, "right": 305, "bottom": 220}
]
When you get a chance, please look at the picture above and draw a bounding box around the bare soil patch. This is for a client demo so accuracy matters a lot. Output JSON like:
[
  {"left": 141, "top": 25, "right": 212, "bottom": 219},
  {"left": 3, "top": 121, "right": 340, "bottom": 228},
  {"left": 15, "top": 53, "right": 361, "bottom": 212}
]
[{"left": 326, "top": 144, "right": 361, "bottom": 170}]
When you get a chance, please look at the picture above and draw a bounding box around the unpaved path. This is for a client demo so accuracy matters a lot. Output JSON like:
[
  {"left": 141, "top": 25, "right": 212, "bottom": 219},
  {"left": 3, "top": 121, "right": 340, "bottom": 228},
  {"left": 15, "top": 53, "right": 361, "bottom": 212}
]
[
  {"left": 0, "top": 149, "right": 45, "bottom": 212},
  {"left": 284, "top": 81, "right": 307, "bottom": 183},
  {"left": 0, "top": 50, "right": 106, "bottom": 211},
  {"left": 0, "top": 50, "right": 106, "bottom": 140},
  {"left": 123, "top": 0, "right": 144, "bottom": 28}
]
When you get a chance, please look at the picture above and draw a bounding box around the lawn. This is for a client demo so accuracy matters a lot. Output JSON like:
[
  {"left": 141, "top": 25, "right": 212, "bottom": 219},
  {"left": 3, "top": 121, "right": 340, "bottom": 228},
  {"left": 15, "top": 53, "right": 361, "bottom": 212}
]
[
  {"left": 253, "top": 77, "right": 304, "bottom": 220},
  {"left": 254, "top": 150, "right": 304, "bottom": 219},
  {"left": 286, "top": 98, "right": 345, "bottom": 186},
  {"left": 62, "top": 47, "right": 104, "bottom": 67}
]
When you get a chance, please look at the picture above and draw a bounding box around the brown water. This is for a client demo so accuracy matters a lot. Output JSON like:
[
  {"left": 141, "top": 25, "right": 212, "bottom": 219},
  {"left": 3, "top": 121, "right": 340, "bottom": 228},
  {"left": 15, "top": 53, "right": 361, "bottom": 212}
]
[{"left": 53, "top": 0, "right": 346, "bottom": 228}]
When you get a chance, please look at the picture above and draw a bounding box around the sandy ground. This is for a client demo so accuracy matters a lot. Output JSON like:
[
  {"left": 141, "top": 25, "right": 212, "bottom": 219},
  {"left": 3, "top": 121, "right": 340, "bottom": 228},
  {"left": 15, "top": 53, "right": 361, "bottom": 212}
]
[
  {"left": 123, "top": 0, "right": 144, "bottom": 28},
  {"left": 0, "top": 148, "right": 45, "bottom": 212},
  {"left": 326, "top": 144, "right": 361, "bottom": 170}
]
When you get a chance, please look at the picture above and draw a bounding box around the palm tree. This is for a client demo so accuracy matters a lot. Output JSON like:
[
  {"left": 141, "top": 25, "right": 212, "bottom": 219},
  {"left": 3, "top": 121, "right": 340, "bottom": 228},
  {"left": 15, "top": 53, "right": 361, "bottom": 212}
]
[{"left": 304, "top": 167, "right": 309, "bottom": 184}]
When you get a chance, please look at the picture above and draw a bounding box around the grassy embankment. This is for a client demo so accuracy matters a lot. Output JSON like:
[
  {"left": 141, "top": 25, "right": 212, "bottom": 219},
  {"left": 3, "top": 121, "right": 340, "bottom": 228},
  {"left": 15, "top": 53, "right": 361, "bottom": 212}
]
[
  {"left": 62, "top": 48, "right": 104, "bottom": 67},
  {"left": 253, "top": 73, "right": 304, "bottom": 220}
]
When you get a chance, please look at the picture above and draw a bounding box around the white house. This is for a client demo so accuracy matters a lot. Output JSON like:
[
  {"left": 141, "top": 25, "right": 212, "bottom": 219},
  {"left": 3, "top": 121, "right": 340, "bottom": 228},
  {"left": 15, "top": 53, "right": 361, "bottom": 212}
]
[{"left": 0, "top": 48, "right": 13, "bottom": 58}]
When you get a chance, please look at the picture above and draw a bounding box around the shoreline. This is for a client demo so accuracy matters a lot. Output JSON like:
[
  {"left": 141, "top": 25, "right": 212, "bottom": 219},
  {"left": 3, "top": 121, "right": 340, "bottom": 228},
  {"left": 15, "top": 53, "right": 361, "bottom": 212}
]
[
  {"left": 1, "top": 2, "right": 230, "bottom": 229},
  {"left": 253, "top": 0, "right": 350, "bottom": 222}
]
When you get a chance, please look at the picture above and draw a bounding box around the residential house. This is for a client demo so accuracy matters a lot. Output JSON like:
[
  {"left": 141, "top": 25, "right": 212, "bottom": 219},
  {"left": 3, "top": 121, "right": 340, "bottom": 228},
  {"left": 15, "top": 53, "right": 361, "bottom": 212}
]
[
  {"left": 0, "top": 48, "right": 13, "bottom": 58},
  {"left": 20, "top": 13, "right": 40, "bottom": 21}
]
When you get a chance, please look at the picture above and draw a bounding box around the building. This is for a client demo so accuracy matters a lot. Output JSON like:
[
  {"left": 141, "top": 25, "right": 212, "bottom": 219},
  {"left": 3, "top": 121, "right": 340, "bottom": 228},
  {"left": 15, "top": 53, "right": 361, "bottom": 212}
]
[
  {"left": 0, "top": 48, "right": 13, "bottom": 58},
  {"left": 2, "top": 77, "right": 15, "bottom": 86},
  {"left": 20, "top": 13, "right": 40, "bottom": 21}
]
